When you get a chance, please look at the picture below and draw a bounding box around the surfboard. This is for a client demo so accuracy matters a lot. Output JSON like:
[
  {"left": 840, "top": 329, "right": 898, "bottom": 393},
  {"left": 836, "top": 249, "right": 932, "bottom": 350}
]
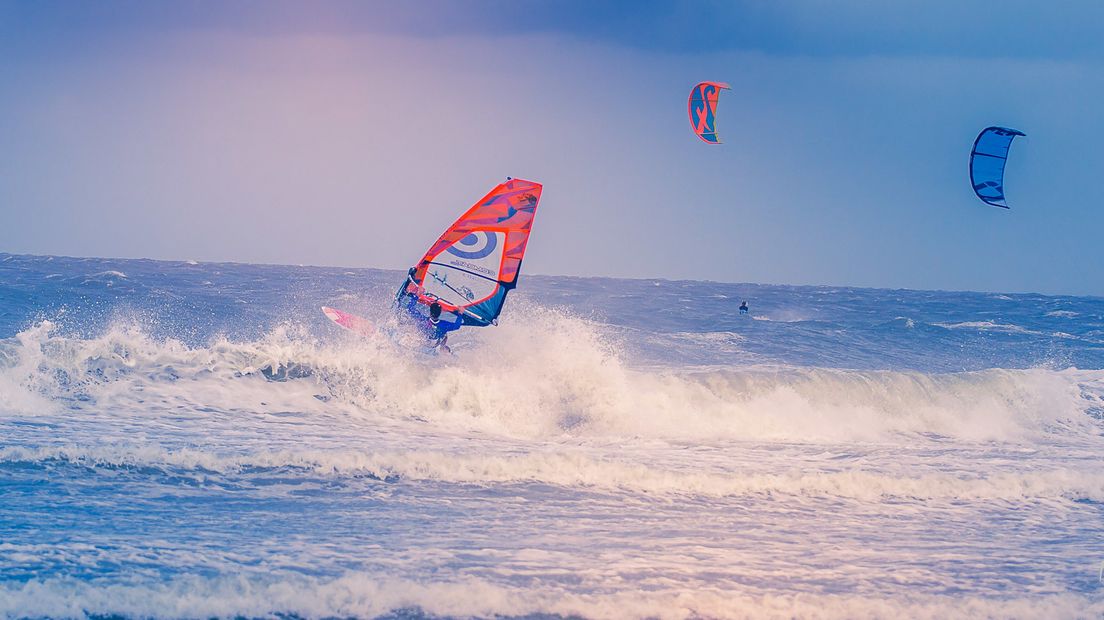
[
  {"left": 321, "top": 306, "right": 376, "bottom": 337},
  {"left": 321, "top": 306, "right": 445, "bottom": 355}
]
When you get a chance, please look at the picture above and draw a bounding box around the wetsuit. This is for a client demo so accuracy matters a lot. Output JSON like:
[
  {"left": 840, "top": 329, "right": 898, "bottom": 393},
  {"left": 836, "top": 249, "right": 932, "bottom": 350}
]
[{"left": 400, "top": 294, "right": 462, "bottom": 343}]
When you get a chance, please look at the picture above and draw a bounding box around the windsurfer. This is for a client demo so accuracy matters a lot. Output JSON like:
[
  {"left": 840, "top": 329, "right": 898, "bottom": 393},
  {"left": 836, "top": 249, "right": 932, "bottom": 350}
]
[
  {"left": 397, "top": 281, "right": 463, "bottom": 352},
  {"left": 422, "top": 301, "right": 462, "bottom": 352}
]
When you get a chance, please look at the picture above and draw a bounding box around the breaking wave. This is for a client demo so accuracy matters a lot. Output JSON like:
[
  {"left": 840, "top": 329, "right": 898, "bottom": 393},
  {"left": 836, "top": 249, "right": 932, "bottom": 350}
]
[{"left": 1, "top": 311, "right": 1102, "bottom": 445}]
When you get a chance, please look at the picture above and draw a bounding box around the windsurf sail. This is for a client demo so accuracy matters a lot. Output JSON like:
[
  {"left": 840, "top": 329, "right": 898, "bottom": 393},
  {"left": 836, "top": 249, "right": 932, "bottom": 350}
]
[
  {"left": 688, "top": 81, "right": 731, "bottom": 144},
  {"left": 970, "top": 126, "right": 1025, "bottom": 208},
  {"left": 400, "top": 177, "right": 542, "bottom": 327}
]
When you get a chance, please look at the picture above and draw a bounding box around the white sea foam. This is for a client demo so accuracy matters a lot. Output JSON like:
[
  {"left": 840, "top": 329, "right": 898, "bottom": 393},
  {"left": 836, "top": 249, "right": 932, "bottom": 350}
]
[
  {"left": 1, "top": 571, "right": 1101, "bottom": 620},
  {"left": 2, "top": 443, "right": 1102, "bottom": 503},
  {"left": 0, "top": 316, "right": 1100, "bottom": 444},
  {"left": 934, "top": 320, "right": 1034, "bottom": 334},
  {"left": 751, "top": 312, "right": 810, "bottom": 322}
]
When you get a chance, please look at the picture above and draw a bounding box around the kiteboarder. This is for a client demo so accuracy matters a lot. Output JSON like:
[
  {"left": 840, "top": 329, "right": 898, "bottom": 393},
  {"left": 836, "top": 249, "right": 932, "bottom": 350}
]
[{"left": 739, "top": 301, "right": 749, "bottom": 315}]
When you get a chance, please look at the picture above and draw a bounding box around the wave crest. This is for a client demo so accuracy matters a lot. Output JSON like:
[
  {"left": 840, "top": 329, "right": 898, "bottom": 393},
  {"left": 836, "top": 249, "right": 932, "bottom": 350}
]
[{"left": 1, "top": 315, "right": 1101, "bottom": 443}]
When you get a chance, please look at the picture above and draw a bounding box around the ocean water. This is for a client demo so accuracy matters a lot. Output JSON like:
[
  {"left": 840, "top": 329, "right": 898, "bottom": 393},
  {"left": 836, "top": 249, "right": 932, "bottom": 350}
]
[{"left": 1, "top": 252, "right": 1103, "bottom": 619}]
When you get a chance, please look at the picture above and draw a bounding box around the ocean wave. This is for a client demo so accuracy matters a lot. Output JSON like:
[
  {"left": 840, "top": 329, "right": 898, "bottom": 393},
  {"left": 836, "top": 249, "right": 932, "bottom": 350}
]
[
  {"left": 1, "top": 317, "right": 1101, "bottom": 444},
  {"left": 933, "top": 320, "right": 1096, "bottom": 343},
  {"left": 894, "top": 316, "right": 917, "bottom": 328},
  {"left": 1, "top": 571, "right": 1100, "bottom": 620},
  {"left": 933, "top": 321, "right": 1035, "bottom": 334},
  {"left": 751, "top": 312, "right": 812, "bottom": 323},
  {"left": 3, "top": 444, "right": 1103, "bottom": 503},
  {"left": 86, "top": 270, "right": 128, "bottom": 279}
]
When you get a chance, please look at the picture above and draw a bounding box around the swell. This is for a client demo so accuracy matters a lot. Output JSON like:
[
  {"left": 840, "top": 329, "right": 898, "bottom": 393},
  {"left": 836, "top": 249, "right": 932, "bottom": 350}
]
[{"left": 3, "top": 445, "right": 1103, "bottom": 503}]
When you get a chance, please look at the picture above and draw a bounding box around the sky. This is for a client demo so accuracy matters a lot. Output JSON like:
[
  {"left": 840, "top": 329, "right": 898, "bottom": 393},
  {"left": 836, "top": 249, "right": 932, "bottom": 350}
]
[{"left": 1, "top": 1, "right": 1102, "bottom": 295}]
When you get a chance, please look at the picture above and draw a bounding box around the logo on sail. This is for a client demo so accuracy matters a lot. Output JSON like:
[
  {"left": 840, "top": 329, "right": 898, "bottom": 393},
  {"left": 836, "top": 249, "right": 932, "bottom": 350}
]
[{"left": 446, "top": 231, "right": 498, "bottom": 260}]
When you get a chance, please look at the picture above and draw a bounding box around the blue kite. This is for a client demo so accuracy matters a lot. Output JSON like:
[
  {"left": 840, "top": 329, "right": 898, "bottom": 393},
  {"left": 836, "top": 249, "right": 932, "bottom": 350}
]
[{"left": 970, "top": 126, "right": 1025, "bottom": 208}]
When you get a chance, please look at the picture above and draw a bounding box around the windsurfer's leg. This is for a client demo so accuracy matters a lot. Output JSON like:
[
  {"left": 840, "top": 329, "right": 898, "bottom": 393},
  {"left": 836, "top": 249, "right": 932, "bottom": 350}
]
[{"left": 437, "top": 334, "right": 452, "bottom": 355}]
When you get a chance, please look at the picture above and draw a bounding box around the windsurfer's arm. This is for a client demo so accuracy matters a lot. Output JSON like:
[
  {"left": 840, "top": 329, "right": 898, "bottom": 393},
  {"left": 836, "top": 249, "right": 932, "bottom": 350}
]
[
  {"left": 403, "top": 294, "right": 423, "bottom": 320},
  {"left": 394, "top": 267, "right": 418, "bottom": 305}
]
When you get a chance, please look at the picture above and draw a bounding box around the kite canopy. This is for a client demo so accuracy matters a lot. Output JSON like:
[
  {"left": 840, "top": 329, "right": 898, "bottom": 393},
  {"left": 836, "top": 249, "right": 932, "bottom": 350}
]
[
  {"left": 688, "top": 81, "right": 731, "bottom": 144},
  {"left": 403, "top": 178, "right": 542, "bottom": 327},
  {"left": 970, "top": 126, "right": 1025, "bottom": 208}
]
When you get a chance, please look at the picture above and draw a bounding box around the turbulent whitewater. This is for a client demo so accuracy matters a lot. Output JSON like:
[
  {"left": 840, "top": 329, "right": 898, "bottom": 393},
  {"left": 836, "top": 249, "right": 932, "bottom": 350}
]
[{"left": 2, "top": 253, "right": 1103, "bottom": 619}]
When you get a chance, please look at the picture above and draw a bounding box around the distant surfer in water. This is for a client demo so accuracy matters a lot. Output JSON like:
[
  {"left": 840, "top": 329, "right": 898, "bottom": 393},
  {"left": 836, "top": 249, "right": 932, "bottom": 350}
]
[{"left": 739, "top": 301, "right": 749, "bottom": 314}]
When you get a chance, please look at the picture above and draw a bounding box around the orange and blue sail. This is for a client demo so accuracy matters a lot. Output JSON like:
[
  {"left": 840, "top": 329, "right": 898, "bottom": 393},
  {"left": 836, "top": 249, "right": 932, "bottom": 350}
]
[
  {"left": 401, "top": 178, "right": 542, "bottom": 326},
  {"left": 688, "top": 81, "right": 730, "bottom": 144}
]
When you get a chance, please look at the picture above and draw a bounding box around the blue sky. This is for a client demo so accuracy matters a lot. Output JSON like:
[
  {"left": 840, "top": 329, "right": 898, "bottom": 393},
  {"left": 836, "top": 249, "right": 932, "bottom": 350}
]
[{"left": 1, "top": 1, "right": 1102, "bottom": 295}]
